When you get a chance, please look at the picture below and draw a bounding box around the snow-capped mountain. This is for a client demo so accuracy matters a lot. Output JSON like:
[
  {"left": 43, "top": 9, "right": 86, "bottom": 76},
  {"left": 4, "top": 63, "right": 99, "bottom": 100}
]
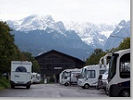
[
  {"left": 104, "top": 20, "right": 130, "bottom": 50},
  {"left": 7, "top": 15, "right": 94, "bottom": 59},
  {"left": 65, "top": 22, "right": 115, "bottom": 48},
  {"left": 7, "top": 15, "right": 130, "bottom": 58},
  {"left": 7, "top": 15, "right": 115, "bottom": 49},
  {"left": 7, "top": 15, "right": 66, "bottom": 35}
]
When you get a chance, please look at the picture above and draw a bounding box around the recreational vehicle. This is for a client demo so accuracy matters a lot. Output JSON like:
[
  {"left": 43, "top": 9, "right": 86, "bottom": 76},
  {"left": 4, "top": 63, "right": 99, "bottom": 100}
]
[
  {"left": 97, "top": 53, "right": 112, "bottom": 89},
  {"left": 97, "top": 68, "right": 109, "bottom": 91},
  {"left": 78, "top": 65, "right": 100, "bottom": 89},
  {"left": 107, "top": 49, "right": 130, "bottom": 97},
  {"left": 59, "top": 68, "right": 81, "bottom": 86},
  {"left": 10, "top": 61, "right": 32, "bottom": 89},
  {"left": 31, "top": 72, "right": 41, "bottom": 84}
]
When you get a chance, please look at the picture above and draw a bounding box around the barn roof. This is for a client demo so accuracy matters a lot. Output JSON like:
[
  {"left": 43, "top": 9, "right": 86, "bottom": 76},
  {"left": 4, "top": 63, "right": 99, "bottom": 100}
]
[{"left": 35, "top": 49, "right": 85, "bottom": 64}]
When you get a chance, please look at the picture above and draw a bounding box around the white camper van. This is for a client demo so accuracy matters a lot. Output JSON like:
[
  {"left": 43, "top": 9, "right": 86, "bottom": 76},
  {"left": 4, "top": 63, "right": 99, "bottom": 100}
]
[
  {"left": 99, "top": 53, "right": 112, "bottom": 73},
  {"left": 107, "top": 49, "right": 130, "bottom": 97},
  {"left": 78, "top": 65, "right": 100, "bottom": 89},
  {"left": 10, "top": 61, "right": 32, "bottom": 89},
  {"left": 31, "top": 72, "right": 41, "bottom": 84},
  {"left": 97, "top": 53, "right": 112, "bottom": 89},
  {"left": 60, "top": 68, "right": 81, "bottom": 86}
]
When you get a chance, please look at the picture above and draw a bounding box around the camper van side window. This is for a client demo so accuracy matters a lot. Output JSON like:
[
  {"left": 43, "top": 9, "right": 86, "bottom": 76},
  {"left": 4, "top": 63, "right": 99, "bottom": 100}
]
[
  {"left": 15, "top": 66, "right": 27, "bottom": 72},
  {"left": 86, "top": 70, "right": 95, "bottom": 78},
  {"left": 120, "top": 53, "right": 130, "bottom": 78},
  {"left": 100, "top": 70, "right": 105, "bottom": 74}
]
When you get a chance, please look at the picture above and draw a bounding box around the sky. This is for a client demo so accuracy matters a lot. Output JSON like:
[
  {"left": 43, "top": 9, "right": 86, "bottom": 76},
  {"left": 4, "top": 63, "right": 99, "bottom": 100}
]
[{"left": 0, "top": 0, "right": 130, "bottom": 25}]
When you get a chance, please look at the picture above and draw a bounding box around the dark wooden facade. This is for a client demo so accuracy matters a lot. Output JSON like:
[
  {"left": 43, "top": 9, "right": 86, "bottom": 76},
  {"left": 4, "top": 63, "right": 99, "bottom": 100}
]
[{"left": 35, "top": 50, "right": 85, "bottom": 83}]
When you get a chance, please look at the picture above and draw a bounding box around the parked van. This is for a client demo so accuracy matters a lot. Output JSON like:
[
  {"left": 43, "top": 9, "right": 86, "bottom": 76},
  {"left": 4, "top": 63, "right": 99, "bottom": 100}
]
[
  {"left": 98, "top": 68, "right": 109, "bottom": 91},
  {"left": 31, "top": 72, "right": 41, "bottom": 84},
  {"left": 107, "top": 49, "right": 130, "bottom": 97},
  {"left": 97, "top": 53, "right": 112, "bottom": 89},
  {"left": 10, "top": 61, "right": 32, "bottom": 89},
  {"left": 59, "top": 68, "right": 81, "bottom": 86},
  {"left": 78, "top": 65, "right": 100, "bottom": 89}
]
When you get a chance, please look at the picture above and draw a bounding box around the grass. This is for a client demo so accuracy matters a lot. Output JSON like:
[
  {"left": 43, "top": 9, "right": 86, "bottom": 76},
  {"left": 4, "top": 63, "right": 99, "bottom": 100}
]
[
  {"left": 0, "top": 84, "right": 4, "bottom": 90},
  {"left": 0, "top": 77, "right": 10, "bottom": 90}
]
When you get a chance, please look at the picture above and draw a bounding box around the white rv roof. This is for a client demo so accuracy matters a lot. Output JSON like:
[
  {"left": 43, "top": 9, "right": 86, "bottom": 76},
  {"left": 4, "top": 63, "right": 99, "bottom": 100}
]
[
  {"left": 11, "top": 61, "right": 32, "bottom": 65},
  {"left": 104, "top": 53, "right": 112, "bottom": 58},
  {"left": 63, "top": 68, "right": 81, "bottom": 72},
  {"left": 83, "top": 65, "right": 99, "bottom": 69},
  {"left": 114, "top": 49, "right": 130, "bottom": 54}
]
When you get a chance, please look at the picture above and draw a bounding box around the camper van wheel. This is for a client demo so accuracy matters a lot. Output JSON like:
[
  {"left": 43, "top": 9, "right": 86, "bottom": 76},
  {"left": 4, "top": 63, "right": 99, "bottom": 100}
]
[
  {"left": 121, "top": 90, "right": 130, "bottom": 97},
  {"left": 64, "top": 82, "right": 69, "bottom": 86},
  {"left": 11, "top": 85, "right": 15, "bottom": 89},
  {"left": 26, "top": 85, "right": 30, "bottom": 89},
  {"left": 84, "top": 84, "right": 90, "bottom": 89}
]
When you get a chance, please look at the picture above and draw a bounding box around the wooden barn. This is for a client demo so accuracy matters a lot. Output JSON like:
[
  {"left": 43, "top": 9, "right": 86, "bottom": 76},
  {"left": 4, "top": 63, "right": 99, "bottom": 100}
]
[{"left": 35, "top": 50, "right": 85, "bottom": 83}]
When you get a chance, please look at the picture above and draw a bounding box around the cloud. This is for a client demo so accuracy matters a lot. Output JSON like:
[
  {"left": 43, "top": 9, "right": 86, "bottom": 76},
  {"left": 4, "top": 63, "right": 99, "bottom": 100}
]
[{"left": 0, "top": 0, "right": 130, "bottom": 24}]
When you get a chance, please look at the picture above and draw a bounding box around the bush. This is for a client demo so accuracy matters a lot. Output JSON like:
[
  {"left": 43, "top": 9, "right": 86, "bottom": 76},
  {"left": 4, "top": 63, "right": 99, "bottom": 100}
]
[{"left": 0, "top": 77, "right": 10, "bottom": 89}]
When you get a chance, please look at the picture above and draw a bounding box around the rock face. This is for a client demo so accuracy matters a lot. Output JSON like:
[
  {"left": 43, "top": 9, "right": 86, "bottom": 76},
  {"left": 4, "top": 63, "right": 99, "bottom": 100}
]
[{"left": 104, "top": 20, "right": 130, "bottom": 50}]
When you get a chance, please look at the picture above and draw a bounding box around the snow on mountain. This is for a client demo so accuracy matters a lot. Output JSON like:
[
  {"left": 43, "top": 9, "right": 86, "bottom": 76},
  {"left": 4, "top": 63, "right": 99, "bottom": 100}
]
[
  {"left": 7, "top": 14, "right": 117, "bottom": 49},
  {"left": 64, "top": 22, "right": 115, "bottom": 48},
  {"left": 7, "top": 15, "right": 66, "bottom": 35},
  {"left": 104, "top": 20, "right": 130, "bottom": 50},
  {"left": 7, "top": 15, "right": 95, "bottom": 59},
  {"left": 6, "top": 15, "right": 130, "bottom": 58},
  {"left": 99, "top": 31, "right": 113, "bottom": 38}
]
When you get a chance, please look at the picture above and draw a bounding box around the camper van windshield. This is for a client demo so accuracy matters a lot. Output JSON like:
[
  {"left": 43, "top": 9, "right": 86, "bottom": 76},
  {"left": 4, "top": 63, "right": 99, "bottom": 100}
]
[
  {"left": 62, "top": 72, "right": 70, "bottom": 79},
  {"left": 16, "top": 66, "right": 27, "bottom": 72},
  {"left": 79, "top": 68, "right": 84, "bottom": 78},
  {"left": 107, "top": 56, "right": 111, "bottom": 64},
  {"left": 108, "top": 54, "right": 118, "bottom": 82},
  {"left": 120, "top": 53, "right": 130, "bottom": 78}
]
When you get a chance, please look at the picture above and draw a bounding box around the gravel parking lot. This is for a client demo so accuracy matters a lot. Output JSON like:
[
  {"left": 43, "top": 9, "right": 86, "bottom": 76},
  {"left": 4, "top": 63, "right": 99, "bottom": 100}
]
[{"left": 0, "top": 84, "right": 108, "bottom": 97}]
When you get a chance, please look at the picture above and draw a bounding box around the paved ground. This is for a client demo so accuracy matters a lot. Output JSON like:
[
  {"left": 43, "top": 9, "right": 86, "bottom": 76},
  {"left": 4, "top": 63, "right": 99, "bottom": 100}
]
[{"left": 0, "top": 84, "right": 108, "bottom": 97}]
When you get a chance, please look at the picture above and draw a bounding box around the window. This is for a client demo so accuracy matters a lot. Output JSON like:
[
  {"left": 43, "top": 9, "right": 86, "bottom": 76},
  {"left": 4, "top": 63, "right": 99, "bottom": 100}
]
[
  {"left": 62, "top": 71, "right": 70, "bottom": 79},
  {"left": 79, "top": 69, "right": 84, "bottom": 78},
  {"left": 100, "top": 70, "right": 106, "bottom": 74},
  {"left": 15, "top": 66, "right": 27, "bottom": 72},
  {"left": 101, "top": 59, "right": 104, "bottom": 64},
  {"left": 120, "top": 53, "right": 130, "bottom": 78},
  {"left": 107, "top": 56, "right": 111, "bottom": 64},
  {"left": 85, "top": 70, "right": 95, "bottom": 78},
  {"left": 108, "top": 54, "right": 118, "bottom": 82}
]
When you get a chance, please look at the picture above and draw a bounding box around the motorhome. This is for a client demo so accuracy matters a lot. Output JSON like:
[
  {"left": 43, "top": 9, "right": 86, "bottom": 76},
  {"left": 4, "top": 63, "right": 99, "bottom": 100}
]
[
  {"left": 10, "top": 61, "right": 32, "bottom": 89},
  {"left": 78, "top": 65, "right": 100, "bottom": 89},
  {"left": 99, "top": 53, "right": 112, "bottom": 71},
  {"left": 107, "top": 49, "right": 130, "bottom": 97},
  {"left": 97, "top": 53, "right": 112, "bottom": 89},
  {"left": 59, "top": 68, "right": 81, "bottom": 86},
  {"left": 97, "top": 68, "right": 109, "bottom": 91},
  {"left": 31, "top": 72, "right": 41, "bottom": 84}
]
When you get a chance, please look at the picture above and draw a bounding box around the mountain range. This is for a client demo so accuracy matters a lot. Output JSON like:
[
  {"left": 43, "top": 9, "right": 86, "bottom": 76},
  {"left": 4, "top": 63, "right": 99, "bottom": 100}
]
[{"left": 7, "top": 15, "right": 130, "bottom": 59}]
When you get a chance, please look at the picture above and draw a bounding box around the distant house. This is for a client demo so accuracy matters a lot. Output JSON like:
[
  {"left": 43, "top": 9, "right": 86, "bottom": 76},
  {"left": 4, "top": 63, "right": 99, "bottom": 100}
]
[{"left": 35, "top": 50, "right": 85, "bottom": 83}]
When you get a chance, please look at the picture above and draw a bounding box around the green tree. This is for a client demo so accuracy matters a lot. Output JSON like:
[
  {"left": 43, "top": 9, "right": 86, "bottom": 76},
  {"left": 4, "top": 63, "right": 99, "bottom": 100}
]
[
  {"left": 21, "top": 52, "right": 40, "bottom": 73},
  {"left": 106, "top": 37, "right": 130, "bottom": 53},
  {"left": 86, "top": 48, "right": 106, "bottom": 65},
  {"left": 0, "top": 21, "right": 40, "bottom": 76},
  {"left": 0, "top": 21, "right": 20, "bottom": 73},
  {"left": 118, "top": 37, "right": 130, "bottom": 50}
]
